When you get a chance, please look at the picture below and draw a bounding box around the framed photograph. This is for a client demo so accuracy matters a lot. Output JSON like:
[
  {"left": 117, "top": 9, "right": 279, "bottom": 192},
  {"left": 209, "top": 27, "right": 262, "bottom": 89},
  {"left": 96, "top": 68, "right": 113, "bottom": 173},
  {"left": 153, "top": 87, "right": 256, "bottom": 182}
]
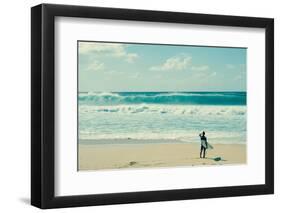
[{"left": 31, "top": 3, "right": 274, "bottom": 209}]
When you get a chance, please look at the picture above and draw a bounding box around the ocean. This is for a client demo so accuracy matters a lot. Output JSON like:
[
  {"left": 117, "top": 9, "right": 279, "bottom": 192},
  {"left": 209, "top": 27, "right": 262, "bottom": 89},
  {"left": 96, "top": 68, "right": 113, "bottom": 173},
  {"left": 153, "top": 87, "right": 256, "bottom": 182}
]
[{"left": 78, "top": 92, "right": 246, "bottom": 144}]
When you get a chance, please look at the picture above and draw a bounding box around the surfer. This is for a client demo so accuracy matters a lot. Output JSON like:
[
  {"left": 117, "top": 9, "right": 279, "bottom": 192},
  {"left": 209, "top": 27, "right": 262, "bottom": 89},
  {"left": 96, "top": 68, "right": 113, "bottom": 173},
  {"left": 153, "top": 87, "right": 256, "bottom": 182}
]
[{"left": 199, "top": 131, "right": 207, "bottom": 158}]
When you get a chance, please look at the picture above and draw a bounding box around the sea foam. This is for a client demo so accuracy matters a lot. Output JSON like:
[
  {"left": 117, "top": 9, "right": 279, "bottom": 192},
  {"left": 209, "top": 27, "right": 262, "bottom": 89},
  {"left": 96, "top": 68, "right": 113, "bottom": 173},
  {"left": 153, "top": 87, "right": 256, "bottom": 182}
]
[
  {"left": 79, "top": 92, "right": 247, "bottom": 143},
  {"left": 79, "top": 104, "right": 246, "bottom": 117}
]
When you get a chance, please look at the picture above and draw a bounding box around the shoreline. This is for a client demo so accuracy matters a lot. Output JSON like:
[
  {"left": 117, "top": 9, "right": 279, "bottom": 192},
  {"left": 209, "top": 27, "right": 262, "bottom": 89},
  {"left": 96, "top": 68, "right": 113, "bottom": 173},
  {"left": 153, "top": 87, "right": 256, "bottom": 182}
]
[
  {"left": 78, "top": 139, "right": 246, "bottom": 171},
  {"left": 79, "top": 138, "right": 246, "bottom": 145}
]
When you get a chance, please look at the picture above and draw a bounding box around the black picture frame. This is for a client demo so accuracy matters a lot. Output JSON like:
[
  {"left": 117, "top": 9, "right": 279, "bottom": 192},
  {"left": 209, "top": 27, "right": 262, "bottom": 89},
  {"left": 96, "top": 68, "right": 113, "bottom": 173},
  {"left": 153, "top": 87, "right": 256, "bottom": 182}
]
[{"left": 31, "top": 3, "right": 274, "bottom": 209}]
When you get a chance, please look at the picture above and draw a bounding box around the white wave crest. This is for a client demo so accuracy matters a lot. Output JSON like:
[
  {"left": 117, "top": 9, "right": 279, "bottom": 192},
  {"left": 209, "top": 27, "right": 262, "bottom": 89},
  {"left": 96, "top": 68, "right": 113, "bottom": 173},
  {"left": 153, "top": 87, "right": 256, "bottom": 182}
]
[{"left": 79, "top": 104, "right": 246, "bottom": 116}]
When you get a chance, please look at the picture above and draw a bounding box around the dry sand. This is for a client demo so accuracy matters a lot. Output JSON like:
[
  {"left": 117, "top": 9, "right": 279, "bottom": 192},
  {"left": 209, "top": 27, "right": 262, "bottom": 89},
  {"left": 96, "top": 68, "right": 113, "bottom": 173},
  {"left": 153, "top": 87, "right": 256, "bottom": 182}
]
[{"left": 78, "top": 140, "right": 246, "bottom": 171}]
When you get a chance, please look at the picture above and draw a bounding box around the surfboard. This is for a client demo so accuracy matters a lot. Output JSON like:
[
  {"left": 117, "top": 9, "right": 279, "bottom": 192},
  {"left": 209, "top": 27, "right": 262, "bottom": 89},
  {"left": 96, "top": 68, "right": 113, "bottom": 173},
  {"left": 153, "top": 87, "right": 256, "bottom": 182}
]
[
  {"left": 201, "top": 139, "right": 207, "bottom": 148},
  {"left": 207, "top": 142, "right": 214, "bottom": 149}
]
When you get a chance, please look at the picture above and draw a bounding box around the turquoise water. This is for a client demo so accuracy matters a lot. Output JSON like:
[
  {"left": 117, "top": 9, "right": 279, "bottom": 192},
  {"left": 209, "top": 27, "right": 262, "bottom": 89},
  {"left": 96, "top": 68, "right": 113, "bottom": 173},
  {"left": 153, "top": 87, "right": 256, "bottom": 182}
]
[{"left": 79, "top": 92, "right": 246, "bottom": 144}]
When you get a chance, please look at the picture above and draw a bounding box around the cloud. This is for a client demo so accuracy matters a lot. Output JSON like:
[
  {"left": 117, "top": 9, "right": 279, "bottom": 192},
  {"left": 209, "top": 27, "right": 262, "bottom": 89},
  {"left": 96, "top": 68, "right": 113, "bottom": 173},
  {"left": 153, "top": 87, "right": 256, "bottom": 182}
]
[
  {"left": 210, "top": 72, "right": 217, "bottom": 77},
  {"left": 130, "top": 73, "right": 140, "bottom": 79},
  {"left": 126, "top": 53, "right": 138, "bottom": 63},
  {"left": 191, "top": 65, "right": 209, "bottom": 71},
  {"left": 85, "top": 60, "right": 105, "bottom": 72},
  {"left": 150, "top": 55, "right": 192, "bottom": 71},
  {"left": 79, "top": 42, "right": 123, "bottom": 54},
  {"left": 234, "top": 75, "right": 242, "bottom": 81},
  {"left": 192, "top": 70, "right": 217, "bottom": 80},
  {"left": 79, "top": 42, "right": 138, "bottom": 63},
  {"left": 226, "top": 64, "right": 235, "bottom": 69},
  {"left": 150, "top": 54, "right": 209, "bottom": 73}
]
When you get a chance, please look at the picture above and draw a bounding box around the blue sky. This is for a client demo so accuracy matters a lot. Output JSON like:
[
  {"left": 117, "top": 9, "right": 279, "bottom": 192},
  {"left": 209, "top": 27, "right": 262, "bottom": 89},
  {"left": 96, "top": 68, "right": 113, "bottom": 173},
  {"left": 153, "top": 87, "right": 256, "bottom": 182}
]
[{"left": 78, "top": 41, "right": 246, "bottom": 92}]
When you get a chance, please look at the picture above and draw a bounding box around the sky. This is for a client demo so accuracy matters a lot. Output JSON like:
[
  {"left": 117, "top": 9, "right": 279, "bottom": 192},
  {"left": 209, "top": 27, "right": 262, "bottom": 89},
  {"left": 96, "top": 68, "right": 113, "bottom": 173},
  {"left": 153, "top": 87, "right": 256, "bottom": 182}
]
[{"left": 78, "top": 41, "right": 246, "bottom": 92}]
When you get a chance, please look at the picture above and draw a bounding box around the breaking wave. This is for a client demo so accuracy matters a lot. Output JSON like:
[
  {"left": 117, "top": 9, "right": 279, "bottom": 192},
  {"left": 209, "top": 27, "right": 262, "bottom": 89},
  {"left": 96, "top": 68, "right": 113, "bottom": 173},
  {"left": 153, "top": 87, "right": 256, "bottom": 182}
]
[
  {"left": 79, "top": 104, "right": 246, "bottom": 116},
  {"left": 79, "top": 92, "right": 246, "bottom": 105}
]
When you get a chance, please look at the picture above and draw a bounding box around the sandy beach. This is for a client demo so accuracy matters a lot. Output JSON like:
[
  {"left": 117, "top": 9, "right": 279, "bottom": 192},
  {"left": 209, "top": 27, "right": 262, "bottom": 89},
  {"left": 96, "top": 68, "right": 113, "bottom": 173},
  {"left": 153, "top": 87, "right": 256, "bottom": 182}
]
[{"left": 78, "top": 140, "right": 246, "bottom": 171}]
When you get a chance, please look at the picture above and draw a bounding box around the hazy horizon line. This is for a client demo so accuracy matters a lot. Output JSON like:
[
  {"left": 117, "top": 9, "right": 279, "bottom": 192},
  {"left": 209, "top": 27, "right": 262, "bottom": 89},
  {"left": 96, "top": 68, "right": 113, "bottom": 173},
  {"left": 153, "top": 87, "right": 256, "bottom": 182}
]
[{"left": 78, "top": 91, "right": 247, "bottom": 93}]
